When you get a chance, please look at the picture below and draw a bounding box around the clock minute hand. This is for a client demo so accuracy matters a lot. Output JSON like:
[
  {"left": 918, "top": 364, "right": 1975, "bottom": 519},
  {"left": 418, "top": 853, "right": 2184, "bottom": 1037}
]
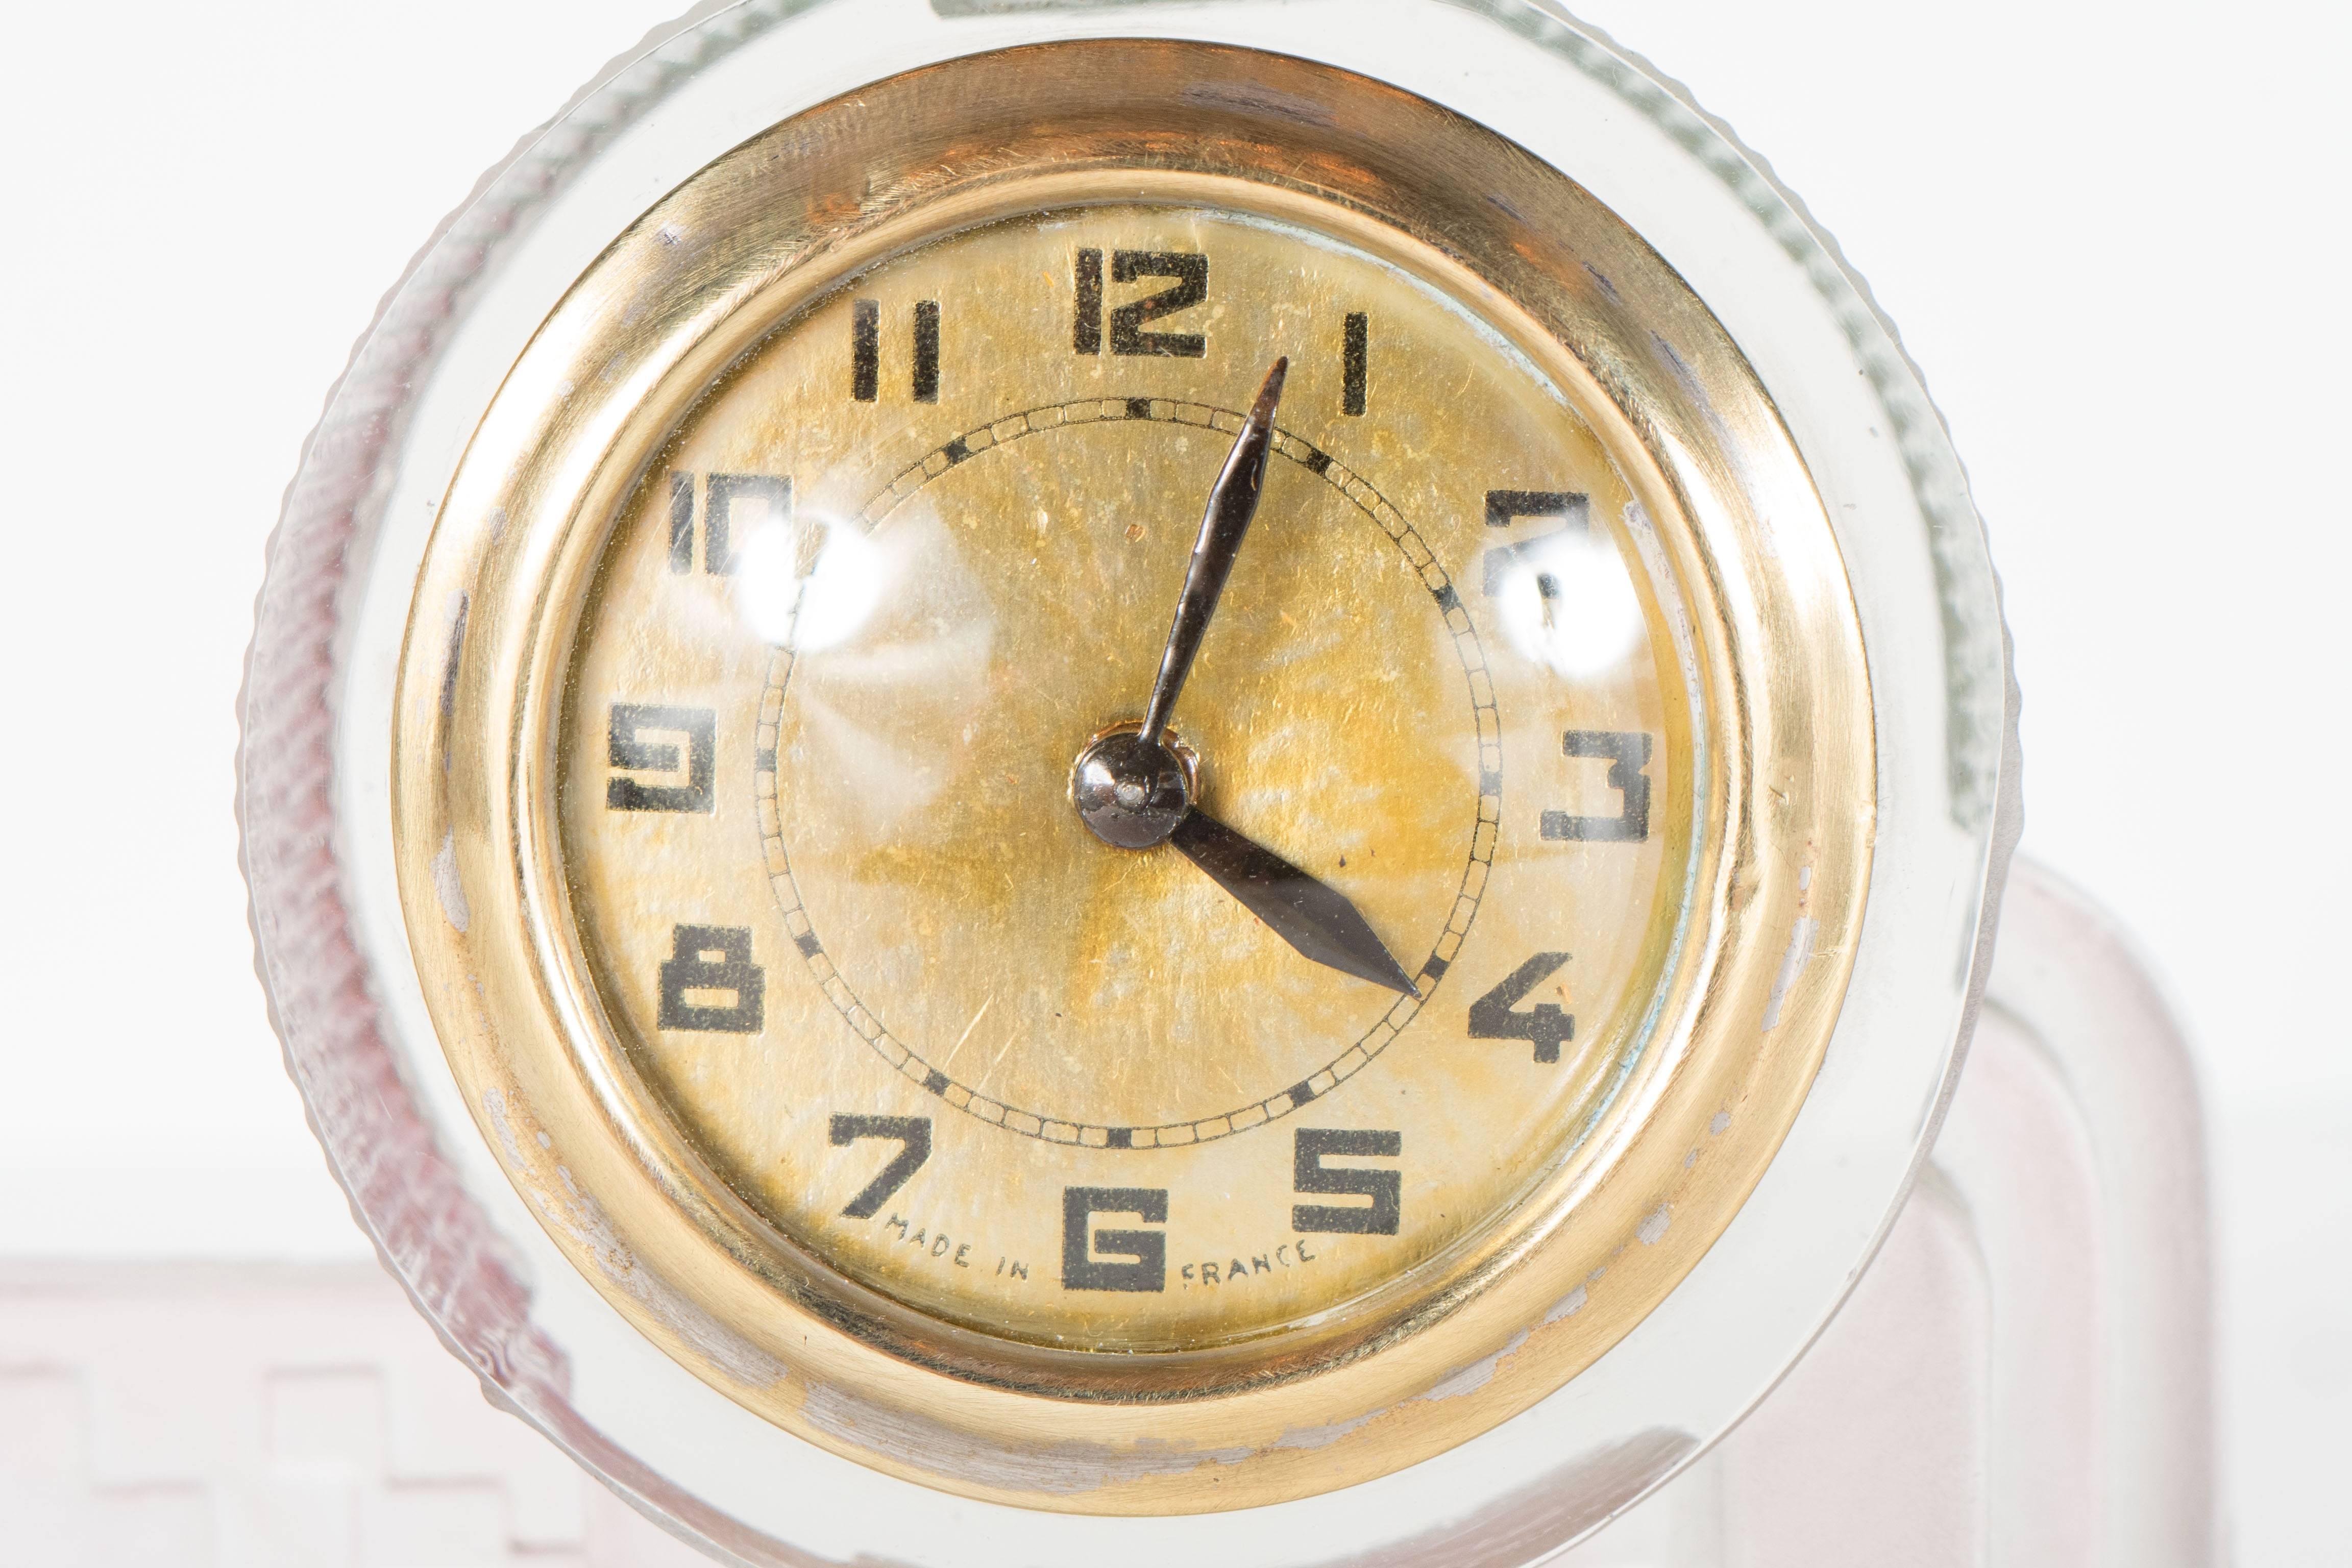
[
  {"left": 1170, "top": 811, "right": 1421, "bottom": 998},
  {"left": 1071, "top": 355, "right": 1413, "bottom": 996},
  {"left": 1137, "top": 356, "right": 1288, "bottom": 747}
]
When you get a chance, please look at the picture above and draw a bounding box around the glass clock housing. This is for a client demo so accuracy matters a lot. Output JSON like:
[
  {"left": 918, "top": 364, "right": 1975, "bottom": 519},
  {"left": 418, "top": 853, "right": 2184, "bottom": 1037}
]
[{"left": 241, "top": 4, "right": 2014, "bottom": 1561}]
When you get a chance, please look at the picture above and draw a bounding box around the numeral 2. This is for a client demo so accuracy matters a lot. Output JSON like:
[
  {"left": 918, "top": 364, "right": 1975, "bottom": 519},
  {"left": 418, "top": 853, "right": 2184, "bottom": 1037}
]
[
  {"left": 606, "top": 704, "right": 715, "bottom": 814},
  {"left": 1481, "top": 489, "right": 1590, "bottom": 597},
  {"left": 829, "top": 1115, "right": 932, "bottom": 1219},
  {"left": 1293, "top": 1129, "right": 1402, "bottom": 1234},
  {"left": 1062, "top": 1187, "right": 1167, "bottom": 1292},
  {"left": 1074, "top": 249, "right": 1209, "bottom": 358},
  {"left": 1544, "top": 731, "right": 1653, "bottom": 843},
  {"left": 656, "top": 925, "right": 764, "bottom": 1034},
  {"left": 1469, "top": 953, "right": 1574, "bottom": 1063}
]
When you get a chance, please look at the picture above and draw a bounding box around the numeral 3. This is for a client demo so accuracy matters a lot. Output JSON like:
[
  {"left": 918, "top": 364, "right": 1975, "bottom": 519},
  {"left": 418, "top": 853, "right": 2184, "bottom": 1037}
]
[{"left": 1544, "top": 731, "right": 1652, "bottom": 843}]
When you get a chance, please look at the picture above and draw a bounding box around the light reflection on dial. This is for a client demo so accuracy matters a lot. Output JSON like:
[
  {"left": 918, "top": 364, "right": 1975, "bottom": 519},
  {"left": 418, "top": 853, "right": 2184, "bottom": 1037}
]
[{"left": 558, "top": 203, "right": 1685, "bottom": 1351}]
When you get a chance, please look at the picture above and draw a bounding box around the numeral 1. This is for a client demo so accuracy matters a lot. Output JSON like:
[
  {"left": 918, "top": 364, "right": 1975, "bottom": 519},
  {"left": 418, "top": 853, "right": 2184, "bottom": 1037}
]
[
  {"left": 1074, "top": 250, "right": 1104, "bottom": 354},
  {"left": 1342, "top": 312, "right": 1369, "bottom": 416}
]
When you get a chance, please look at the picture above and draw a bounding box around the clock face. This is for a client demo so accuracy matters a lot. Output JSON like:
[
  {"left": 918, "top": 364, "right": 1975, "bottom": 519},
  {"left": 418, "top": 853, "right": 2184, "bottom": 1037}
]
[{"left": 557, "top": 203, "right": 1690, "bottom": 1351}]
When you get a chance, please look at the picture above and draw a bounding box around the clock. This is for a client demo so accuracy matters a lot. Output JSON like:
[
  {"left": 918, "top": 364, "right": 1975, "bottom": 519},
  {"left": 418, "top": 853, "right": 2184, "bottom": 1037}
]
[{"left": 240, "top": 3, "right": 2015, "bottom": 1560}]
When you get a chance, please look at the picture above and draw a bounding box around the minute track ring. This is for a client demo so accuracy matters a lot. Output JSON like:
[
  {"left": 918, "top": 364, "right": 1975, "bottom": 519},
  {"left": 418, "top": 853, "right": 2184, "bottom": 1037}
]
[{"left": 753, "top": 394, "right": 1503, "bottom": 1149}]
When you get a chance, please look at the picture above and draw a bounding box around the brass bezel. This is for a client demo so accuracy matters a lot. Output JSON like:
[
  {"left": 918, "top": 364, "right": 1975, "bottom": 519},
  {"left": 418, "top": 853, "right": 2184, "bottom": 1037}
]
[{"left": 390, "top": 41, "right": 1873, "bottom": 1514}]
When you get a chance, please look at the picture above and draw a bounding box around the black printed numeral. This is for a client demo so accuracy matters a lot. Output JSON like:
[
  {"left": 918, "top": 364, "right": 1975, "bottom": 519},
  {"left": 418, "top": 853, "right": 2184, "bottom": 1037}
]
[
  {"left": 1292, "top": 1129, "right": 1402, "bottom": 1235},
  {"left": 668, "top": 472, "right": 790, "bottom": 575},
  {"left": 1468, "top": 953, "right": 1575, "bottom": 1064},
  {"left": 852, "top": 299, "right": 941, "bottom": 404},
  {"left": 606, "top": 704, "right": 715, "bottom": 814},
  {"left": 1062, "top": 1187, "right": 1167, "bottom": 1292},
  {"left": 1544, "top": 731, "right": 1653, "bottom": 843},
  {"left": 1481, "top": 489, "right": 1591, "bottom": 596},
  {"left": 1341, "top": 312, "right": 1370, "bottom": 416},
  {"left": 656, "top": 925, "right": 764, "bottom": 1034},
  {"left": 829, "top": 1115, "right": 932, "bottom": 1219},
  {"left": 1074, "top": 249, "right": 1209, "bottom": 358}
]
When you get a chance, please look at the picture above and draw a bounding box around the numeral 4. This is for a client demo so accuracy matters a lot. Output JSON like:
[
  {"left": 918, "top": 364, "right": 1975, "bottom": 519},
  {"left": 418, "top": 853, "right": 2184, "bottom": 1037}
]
[{"left": 1468, "top": 952, "right": 1574, "bottom": 1064}]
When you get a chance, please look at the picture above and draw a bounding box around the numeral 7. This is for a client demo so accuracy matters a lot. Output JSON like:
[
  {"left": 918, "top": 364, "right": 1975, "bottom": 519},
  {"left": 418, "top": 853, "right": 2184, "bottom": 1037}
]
[{"left": 829, "top": 1115, "right": 932, "bottom": 1219}]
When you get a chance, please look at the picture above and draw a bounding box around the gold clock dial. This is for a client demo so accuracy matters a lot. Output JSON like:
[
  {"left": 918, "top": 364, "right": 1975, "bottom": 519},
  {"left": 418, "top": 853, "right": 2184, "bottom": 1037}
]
[{"left": 558, "top": 204, "right": 1688, "bottom": 1351}]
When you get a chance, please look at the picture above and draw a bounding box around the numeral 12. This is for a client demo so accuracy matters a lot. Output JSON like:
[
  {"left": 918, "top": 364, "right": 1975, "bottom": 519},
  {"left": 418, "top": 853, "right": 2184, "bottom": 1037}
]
[{"left": 1074, "top": 249, "right": 1210, "bottom": 358}]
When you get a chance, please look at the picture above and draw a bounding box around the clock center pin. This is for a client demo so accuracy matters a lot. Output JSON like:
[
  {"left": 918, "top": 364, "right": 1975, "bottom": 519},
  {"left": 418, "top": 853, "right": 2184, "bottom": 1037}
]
[{"left": 1071, "top": 726, "right": 1196, "bottom": 848}]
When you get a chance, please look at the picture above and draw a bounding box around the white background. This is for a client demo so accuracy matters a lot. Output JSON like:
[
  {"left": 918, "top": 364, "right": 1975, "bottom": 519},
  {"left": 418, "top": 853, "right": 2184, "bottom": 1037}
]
[{"left": 0, "top": 0, "right": 2341, "bottom": 1559}]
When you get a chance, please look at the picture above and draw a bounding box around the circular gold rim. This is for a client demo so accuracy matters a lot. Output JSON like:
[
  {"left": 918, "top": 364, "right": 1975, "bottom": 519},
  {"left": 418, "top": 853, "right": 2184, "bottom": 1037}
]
[
  {"left": 557, "top": 173, "right": 1708, "bottom": 1376},
  {"left": 390, "top": 41, "right": 1873, "bottom": 1514}
]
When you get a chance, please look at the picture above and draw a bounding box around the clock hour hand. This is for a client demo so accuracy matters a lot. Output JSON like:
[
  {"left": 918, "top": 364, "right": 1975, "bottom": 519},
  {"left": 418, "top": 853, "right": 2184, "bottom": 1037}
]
[
  {"left": 1072, "top": 355, "right": 1411, "bottom": 995},
  {"left": 1169, "top": 810, "right": 1420, "bottom": 997},
  {"left": 1138, "top": 356, "right": 1288, "bottom": 747}
]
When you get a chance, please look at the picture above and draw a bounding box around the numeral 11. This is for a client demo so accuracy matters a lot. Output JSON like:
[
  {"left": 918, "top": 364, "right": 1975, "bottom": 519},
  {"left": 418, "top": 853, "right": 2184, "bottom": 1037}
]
[{"left": 853, "top": 299, "right": 941, "bottom": 403}]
